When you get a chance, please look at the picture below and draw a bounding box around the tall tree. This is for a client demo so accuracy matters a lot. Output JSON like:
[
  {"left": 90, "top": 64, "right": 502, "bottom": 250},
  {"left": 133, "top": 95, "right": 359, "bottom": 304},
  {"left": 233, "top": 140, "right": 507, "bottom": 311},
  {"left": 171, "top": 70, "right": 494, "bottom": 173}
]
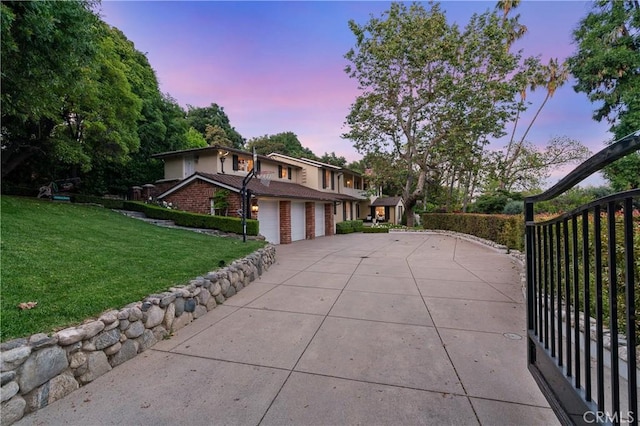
[
  {"left": 246, "top": 132, "right": 317, "bottom": 158},
  {"left": 1, "top": 0, "right": 102, "bottom": 179},
  {"left": 568, "top": 0, "right": 640, "bottom": 190},
  {"left": 186, "top": 103, "right": 244, "bottom": 149},
  {"left": 343, "top": 2, "right": 523, "bottom": 226},
  {"left": 319, "top": 152, "right": 348, "bottom": 167}
]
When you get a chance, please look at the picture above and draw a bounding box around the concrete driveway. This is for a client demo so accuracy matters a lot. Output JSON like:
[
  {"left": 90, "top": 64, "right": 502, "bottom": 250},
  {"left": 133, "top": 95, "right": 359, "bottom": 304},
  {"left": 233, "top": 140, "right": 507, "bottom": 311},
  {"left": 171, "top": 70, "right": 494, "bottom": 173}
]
[{"left": 17, "top": 232, "right": 558, "bottom": 425}]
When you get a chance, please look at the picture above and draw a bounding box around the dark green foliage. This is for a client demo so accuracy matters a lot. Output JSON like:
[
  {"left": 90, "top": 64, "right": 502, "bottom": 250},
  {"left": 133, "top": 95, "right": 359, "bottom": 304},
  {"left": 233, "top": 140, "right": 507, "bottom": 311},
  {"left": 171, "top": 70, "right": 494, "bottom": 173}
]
[
  {"left": 470, "top": 193, "right": 511, "bottom": 214},
  {"left": 73, "top": 194, "right": 125, "bottom": 209},
  {"left": 336, "top": 220, "right": 364, "bottom": 234},
  {"left": 363, "top": 227, "right": 389, "bottom": 233},
  {"left": 336, "top": 221, "right": 355, "bottom": 234},
  {"left": 502, "top": 200, "right": 524, "bottom": 215},
  {"left": 423, "top": 213, "right": 524, "bottom": 251},
  {"left": 186, "top": 103, "right": 244, "bottom": 149},
  {"left": 246, "top": 132, "right": 318, "bottom": 158}
]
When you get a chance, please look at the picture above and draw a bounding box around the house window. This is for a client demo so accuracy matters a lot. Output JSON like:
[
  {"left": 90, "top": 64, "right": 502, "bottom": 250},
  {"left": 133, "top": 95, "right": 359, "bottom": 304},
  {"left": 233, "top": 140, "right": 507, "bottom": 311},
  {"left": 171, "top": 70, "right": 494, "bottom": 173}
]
[
  {"left": 233, "top": 155, "right": 253, "bottom": 172},
  {"left": 331, "top": 171, "right": 335, "bottom": 190},
  {"left": 323, "top": 170, "right": 329, "bottom": 188},
  {"left": 287, "top": 167, "right": 292, "bottom": 180},
  {"left": 279, "top": 165, "right": 286, "bottom": 179}
]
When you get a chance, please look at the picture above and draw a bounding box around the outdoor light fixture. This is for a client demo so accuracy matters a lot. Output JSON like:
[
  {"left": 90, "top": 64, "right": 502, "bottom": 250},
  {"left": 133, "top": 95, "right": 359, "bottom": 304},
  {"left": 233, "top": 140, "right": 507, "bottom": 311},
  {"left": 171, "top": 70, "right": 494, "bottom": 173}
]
[
  {"left": 219, "top": 150, "right": 229, "bottom": 173},
  {"left": 251, "top": 205, "right": 259, "bottom": 213}
]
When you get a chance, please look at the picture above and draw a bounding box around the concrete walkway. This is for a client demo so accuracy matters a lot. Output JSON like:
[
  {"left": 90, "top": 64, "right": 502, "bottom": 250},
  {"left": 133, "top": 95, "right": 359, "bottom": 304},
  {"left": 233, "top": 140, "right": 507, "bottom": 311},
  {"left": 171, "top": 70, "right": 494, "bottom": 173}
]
[{"left": 17, "top": 233, "right": 559, "bottom": 426}]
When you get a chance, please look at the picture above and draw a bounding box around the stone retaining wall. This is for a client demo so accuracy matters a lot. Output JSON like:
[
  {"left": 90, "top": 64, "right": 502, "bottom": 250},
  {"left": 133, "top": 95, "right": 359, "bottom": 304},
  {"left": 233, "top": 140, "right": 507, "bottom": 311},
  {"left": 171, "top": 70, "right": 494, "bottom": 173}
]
[{"left": 0, "top": 245, "right": 276, "bottom": 425}]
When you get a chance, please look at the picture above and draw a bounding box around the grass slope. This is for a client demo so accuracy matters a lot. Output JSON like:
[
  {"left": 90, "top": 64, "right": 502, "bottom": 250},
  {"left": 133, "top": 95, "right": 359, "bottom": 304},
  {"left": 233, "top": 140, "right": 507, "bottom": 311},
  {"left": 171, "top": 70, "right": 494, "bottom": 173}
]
[{"left": 0, "top": 196, "right": 265, "bottom": 341}]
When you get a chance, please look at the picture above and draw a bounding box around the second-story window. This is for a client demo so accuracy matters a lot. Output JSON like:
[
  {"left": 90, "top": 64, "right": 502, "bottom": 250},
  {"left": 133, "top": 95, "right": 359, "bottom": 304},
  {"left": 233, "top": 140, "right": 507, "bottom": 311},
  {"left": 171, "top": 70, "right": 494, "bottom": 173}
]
[{"left": 233, "top": 155, "right": 253, "bottom": 172}]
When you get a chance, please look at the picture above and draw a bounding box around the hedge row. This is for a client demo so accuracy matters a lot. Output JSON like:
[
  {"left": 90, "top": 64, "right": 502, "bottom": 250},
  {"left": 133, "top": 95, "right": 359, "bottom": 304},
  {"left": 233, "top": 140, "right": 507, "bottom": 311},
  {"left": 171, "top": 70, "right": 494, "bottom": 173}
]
[
  {"left": 363, "top": 227, "right": 389, "bottom": 233},
  {"left": 336, "top": 220, "right": 364, "bottom": 234},
  {"left": 422, "top": 213, "right": 524, "bottom": 251},
  {"left": 74, "top": 196, "right": 259, "bottom": 236}
]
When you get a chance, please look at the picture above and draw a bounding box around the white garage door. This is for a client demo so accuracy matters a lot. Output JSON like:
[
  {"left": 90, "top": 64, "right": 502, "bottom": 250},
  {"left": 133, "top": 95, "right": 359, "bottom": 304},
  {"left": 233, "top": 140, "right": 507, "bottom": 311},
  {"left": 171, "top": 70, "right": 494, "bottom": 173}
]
[
  {"left": 258, "top": 200, "right": 279, "bottom": 244},
  {"left": 291, "top": 202, "right": 306, "bottom": 242},
  {"left": 315, "top": 203, "right": 325, "bottom": 237}
]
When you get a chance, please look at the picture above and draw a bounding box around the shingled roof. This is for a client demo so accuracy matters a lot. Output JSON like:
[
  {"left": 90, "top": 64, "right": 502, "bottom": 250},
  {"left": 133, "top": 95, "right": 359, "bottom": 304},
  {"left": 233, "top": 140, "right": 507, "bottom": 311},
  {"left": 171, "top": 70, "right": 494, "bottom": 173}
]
[{"left": 157, "top": 172, "right": 356, "bottom": 202}]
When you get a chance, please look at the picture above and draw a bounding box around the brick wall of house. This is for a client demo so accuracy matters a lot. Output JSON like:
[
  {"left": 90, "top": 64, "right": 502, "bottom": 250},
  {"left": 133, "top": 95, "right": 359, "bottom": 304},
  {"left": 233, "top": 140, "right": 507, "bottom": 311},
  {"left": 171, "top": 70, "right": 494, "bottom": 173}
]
[
  {"left": 163, "top": 180, "right": 212, "bottom": 214},
  {"left": 226, "top": 192, "right": 243, "bottom": 218},
  {"left": 280, "top": 200, "right": 292, "bottom": 244},
  {"left": 305, "top": 202, "right": 315, "bottom": 240},
  {"left": 325, "top": 203, "right": 334, "bottom": 236}
]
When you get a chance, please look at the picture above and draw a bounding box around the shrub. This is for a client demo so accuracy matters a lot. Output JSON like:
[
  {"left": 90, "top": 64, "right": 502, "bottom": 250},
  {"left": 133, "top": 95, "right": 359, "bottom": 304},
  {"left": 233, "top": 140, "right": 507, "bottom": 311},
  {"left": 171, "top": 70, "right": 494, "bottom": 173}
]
[
  {"left": 351, "top": 220, "right": 364, "bottom": 232},
  {"left": 422, "top": 213, "right": 524, "bottom": 251},
  {"left": 363, "top": 227, "right": 389, "bottom": 233},
  {"left": 336, "top": 221, "right": 354, "bottom": 234},
  {"left": 502, "top": 200, "right": 524, "bottom": 215},
  {"left": 74, "top": 194, "right": 126, "bottom": 209}
]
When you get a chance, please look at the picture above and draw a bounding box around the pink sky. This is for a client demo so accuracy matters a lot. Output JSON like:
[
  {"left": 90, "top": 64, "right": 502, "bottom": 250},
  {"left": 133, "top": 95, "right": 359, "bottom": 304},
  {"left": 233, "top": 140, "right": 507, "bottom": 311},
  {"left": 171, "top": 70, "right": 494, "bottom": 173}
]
[{"left": 99, "top": 1, "right": 611, "bottom": 187}]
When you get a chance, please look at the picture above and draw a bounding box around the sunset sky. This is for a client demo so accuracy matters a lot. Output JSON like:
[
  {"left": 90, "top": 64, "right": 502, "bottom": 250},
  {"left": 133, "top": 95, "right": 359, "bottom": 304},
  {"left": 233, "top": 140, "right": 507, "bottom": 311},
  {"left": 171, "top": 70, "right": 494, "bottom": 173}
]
[{"left": 99, "top": 1, "right": 612, "bottom": 186}]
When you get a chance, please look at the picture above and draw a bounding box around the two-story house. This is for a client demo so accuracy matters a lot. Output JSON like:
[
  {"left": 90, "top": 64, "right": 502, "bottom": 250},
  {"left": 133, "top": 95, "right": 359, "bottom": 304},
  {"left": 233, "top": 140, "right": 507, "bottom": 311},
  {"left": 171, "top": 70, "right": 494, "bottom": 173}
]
[
  {"left": 150, "top": 145, "right": 339, "bottom": 244},
  {"left": 266, "top": 154, "right": 371, "bottom": 227}
]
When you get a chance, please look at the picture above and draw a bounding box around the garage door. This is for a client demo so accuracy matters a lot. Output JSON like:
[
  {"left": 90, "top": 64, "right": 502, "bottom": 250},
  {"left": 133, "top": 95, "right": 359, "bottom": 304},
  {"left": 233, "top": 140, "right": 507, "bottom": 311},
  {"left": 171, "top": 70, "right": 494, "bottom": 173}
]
[
  {"left": 315, "top": 203, "right": 325, "bottom": 237},
  {"left": 291, "top": 202, "right": 306, "bottom": 242},
  {"left": 258, "top": 200, "right": 279, "bottom": 244}
]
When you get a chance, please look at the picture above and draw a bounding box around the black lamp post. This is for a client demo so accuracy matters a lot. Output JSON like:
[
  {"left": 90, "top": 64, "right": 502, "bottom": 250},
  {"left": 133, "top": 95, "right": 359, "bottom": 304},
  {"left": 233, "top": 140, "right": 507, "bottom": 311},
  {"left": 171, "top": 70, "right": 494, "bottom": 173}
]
[{"left": 241, "top": 148, "right": 258, "bottom": 242}]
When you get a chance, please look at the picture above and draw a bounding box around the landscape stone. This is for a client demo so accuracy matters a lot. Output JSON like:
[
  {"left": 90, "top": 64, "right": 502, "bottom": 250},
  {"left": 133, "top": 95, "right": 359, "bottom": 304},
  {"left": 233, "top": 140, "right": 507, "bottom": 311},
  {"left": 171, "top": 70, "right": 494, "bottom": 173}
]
[
  {"left": 47, "top": 373, "right": 78, "bottom": 404},
  {"left": 92, "top": 328, "right": 121, "bottom": 350},
  {"left": 163, "top": 303, "right": 175, "bottom": 330},
  {"left": 1, "top": 381, "right": 19, "bottom": 403},
  {"left": 128, "top": 307, "right": 143, "bottom": 321},
  {"left": 1, "top": 396, "right": 26, "bottom": 426},
  {"left": 160, "top": 294, "right": 176, "bottom": 307},
  {"left": 140, "top": 301, "right": 152, "bottom": 312},
  {"left": 144, "top": 305, "right": 164, "bottom": 328},
  {"left": 64, "top": 342, "right": 82, "bottom": 354},
  {"left": 125, "top": 321, "right": 145, "bottom": 339},
  {"left": 28, "top": 333, "right": 58, "bottom": 350},
  {"left": 69, "top": 352, "right": 87, "bottom": 369},
  {"left": 224, "top": 286, "right": 236, "bottom": 298},
  {"left": 152, "top": 326, "right": 168, "bottom": 341},
  {"left": 220, "top": 278, "right": 230, "bottom": 294},
  {"left": 211, "top": 282, "right": 222, "bottom": 297},
  {"left": 24, "top": 382, "right": 48, "bottom": 411},
  {"left": 78, "top": 352, "right": 111, "bottom": 384},
  {"left": 108, "top": 340, "right": 138, "bottom": 368},
  {"left": 0, "top": 339, "right": 27, "bottom": 352},
  {"left": 215, "top": 294, "right": 225, "bottom": 304},
  {"left": 82, "top": 340, "right": 96, "bottom": 351},
  {"left": 174, "top": 297, "right": 185, "bottom": 316},
  {"left": 56, "top": 328, "right": 85, "bottom": 346},
  {"left": 193, "top": 305, "right": 207, "bottom": 319},
  {"left": 1, "top": 346, "right": 31, "bottom": 372},
  {"left": 198, "top": 289, "right": 211, "bottom": 306},
  {"left": 103, "top": 342, "right": 122, "bottom": 356},
  {"left": 171, "top": 312, "right": 193, "bottom": 332},
  {"left": 80, "top": 321, "right": 105, "bottom": 339},
  {"left": 135, "top": 330, "right": 157, "bottom": 352},
  {"left": 205, "top": 296, "right": 217, "bottom": 311},
  {"left": 17, "top": 346, "right": 67, "bottom": 394},
  {"left": 99, "top": 310, "right": 118, "bottom": 324},
  {"left": 184, "top": 298, "right": 196, "bottom": 313},
  {"left": 119, "top": 319, "right": 130, "bottom": 330},
  {"left": 116, "top": 309, "right": 129, "bottom": 320},
  {"left": 103, "top": 320, "right": 119, "bottom": 331},
  {"left": 1, "top": 371, "right": 16, "bottom": 386}
]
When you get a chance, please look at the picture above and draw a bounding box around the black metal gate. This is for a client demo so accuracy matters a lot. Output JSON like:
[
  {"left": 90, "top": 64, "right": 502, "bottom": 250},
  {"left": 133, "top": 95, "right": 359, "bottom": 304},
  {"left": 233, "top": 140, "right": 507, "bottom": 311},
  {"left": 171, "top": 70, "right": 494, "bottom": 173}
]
[{"left": 525, "top": 132, "right": 639, "bottom": 426}]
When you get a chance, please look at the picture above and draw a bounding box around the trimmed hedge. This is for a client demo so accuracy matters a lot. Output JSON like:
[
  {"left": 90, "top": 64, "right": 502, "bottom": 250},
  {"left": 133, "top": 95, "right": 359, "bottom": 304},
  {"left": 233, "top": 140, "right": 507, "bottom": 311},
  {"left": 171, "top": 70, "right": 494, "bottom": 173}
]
[
  {"left": 74, "top": 198, "right": 259, "bottom": 236},
  {"left": 72, "top": 194, "right": 126, "bottom": 209},
  {"left": 422, "top": 213, "right": 524, "bottom": 251},
  {"left": 363, "top": 227, "right": 389, "bottom": 233},
  {"left": 336, "top": 221, "right": 354, "bottom": 234},
  {"left": 336, "top": 220, "right": 364, "bottom": 234}
]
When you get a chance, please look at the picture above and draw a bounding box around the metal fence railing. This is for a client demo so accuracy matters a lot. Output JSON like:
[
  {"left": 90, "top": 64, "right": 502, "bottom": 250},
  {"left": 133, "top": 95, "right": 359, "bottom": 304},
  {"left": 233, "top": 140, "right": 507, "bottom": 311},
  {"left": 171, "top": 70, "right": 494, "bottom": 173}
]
[{"left": 525, "top": 131, "right": 639, "bottom": 426}]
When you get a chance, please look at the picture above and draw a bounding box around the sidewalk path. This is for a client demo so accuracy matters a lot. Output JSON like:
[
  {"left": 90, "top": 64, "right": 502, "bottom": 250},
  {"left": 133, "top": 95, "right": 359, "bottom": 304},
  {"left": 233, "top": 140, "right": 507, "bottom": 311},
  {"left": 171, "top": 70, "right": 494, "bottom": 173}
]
[{"left": 17, "top": 233, "right": 558, "bottom": 426}]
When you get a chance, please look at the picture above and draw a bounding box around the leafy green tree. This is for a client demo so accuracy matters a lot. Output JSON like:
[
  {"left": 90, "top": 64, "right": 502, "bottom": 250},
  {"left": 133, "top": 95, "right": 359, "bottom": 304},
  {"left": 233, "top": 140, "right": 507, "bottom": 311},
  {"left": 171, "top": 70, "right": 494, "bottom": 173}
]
[
  {"left": 246, "top": 132, "right": 317, "bottom": 158},
  {"left": 186, "top": 103, "right": 244, "bottom": 149},
  {"left": 185, "top": 127, "right": 208, "bottom": 149},
  {"left": 1, "top": 0, "right": 102, "bottom": 179},
  {"left": 205, "top": 124, "right": 232, "bottom": 147},
  {"left": 568, "top": 0, "right": 640, "bottom": 189},
  {"left": 343, "top": 2, "right": 524, "bottom": 226},
  {"left": 319, "top": 152, "right": 347, "bottom": 167}
]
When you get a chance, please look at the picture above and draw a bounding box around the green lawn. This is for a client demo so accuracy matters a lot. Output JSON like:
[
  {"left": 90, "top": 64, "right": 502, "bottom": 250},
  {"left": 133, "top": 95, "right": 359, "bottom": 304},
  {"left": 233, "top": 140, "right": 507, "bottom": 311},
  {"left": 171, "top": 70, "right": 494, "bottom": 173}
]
[{"left": 0, "top": 196, "right": 265, "bottom": 342}]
